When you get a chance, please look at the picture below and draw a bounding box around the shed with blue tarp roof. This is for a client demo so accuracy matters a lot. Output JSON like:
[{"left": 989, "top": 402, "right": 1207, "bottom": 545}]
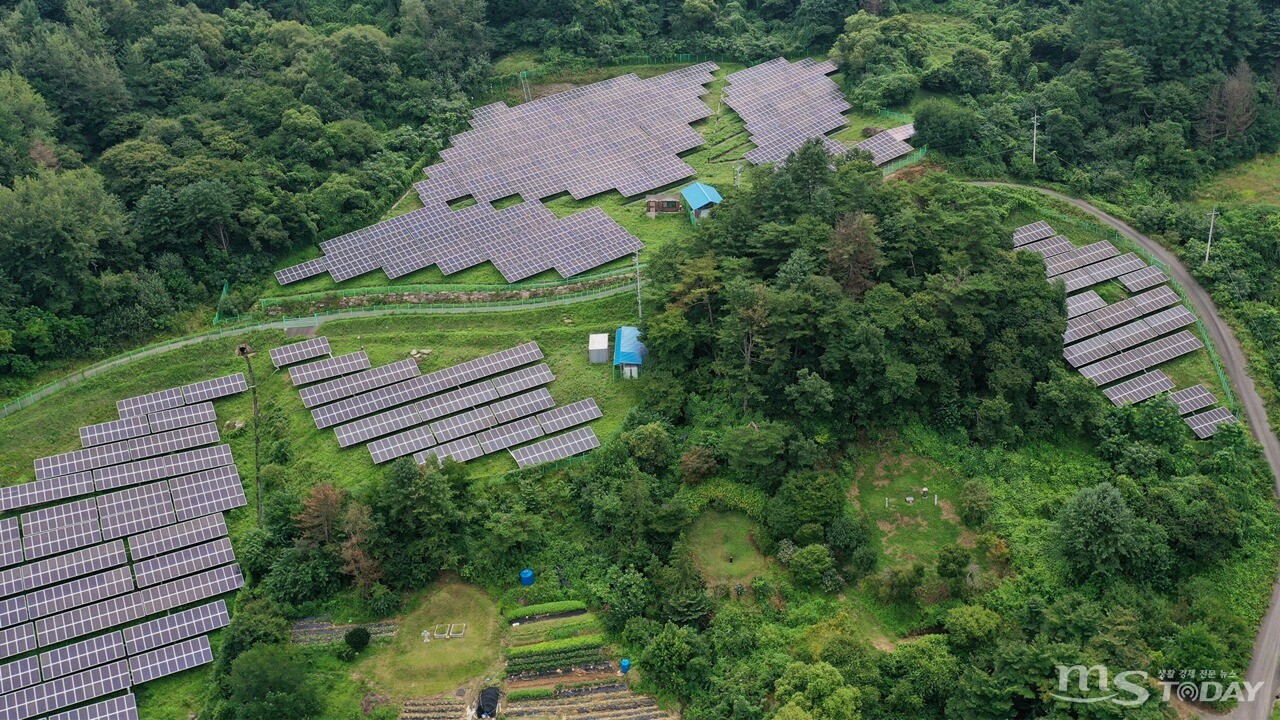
[
  {"left": 614, "top": 326, "right": 647, "bottom": 379},
  {"left": 681, "top": 182, "right": 722, "bottom": 221}
]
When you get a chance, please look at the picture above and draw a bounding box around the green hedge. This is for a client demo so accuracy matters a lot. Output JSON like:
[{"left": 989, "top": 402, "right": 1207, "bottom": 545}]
[
  {"left": 507, "top": 688, "right": 556, "bottom": 701},
  {"left": 506, "top": 633, "right": 605, "bottom": 659},
  {"left": 503, "top": 600, "right": 587, "bottom": 621}
]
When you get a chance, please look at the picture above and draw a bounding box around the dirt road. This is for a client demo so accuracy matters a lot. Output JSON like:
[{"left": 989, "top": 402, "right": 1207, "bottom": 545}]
[{"left": 971, "top": 182, "right": 1280, "bottom": 720}]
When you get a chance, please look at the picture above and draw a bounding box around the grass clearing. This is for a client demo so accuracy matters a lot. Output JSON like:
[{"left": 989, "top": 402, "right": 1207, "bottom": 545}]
[
  {"left": 354, "top": 581, "right": 501, "bottom": 699},
  {"left": 851, "top": 446, "right": 965, "bottom": 570},
  {"left": 687, "top": 511, "right": 769, "bottom": 587},
  {"left": 1204, "top": 152, "right": 1280, "bottom": 206}
]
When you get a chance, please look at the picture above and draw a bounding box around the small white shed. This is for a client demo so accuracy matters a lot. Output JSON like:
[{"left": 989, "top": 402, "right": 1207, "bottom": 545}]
[{"left": 588, "top": 334, "right": 609, "bottom": 364}]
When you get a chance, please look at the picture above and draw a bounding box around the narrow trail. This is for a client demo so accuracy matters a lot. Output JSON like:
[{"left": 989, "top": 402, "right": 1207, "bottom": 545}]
[{"left": 972, "top": 181, "right": 1280, "bottom": 720}]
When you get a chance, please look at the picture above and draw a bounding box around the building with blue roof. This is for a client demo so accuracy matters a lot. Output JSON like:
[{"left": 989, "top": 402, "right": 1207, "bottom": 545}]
[
  {"left": 681, "top": 182, "right": 722, "bottom": 221},
  {"left": 614, "top": 326, "right": 647, "bottom": 379}
]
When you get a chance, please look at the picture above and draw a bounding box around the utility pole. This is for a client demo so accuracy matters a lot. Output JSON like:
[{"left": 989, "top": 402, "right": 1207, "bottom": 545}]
[
  {"left": 634, "top": 253, "right": 643, "bottom": 320},
  {"left": 1031, "top": 112, "right": 1039, "bottom": 164},
  {"left": 237, "top": 343, "right": 263, "bottom": 528},
  {"left": 1204, "top": 206, "right": 1220, "bottom": 265}
]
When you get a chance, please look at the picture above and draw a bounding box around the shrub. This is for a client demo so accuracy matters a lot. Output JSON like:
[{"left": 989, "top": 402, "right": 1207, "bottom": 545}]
[
  {"left": 959, "top": 479, "right": 994, "bottom": 526},
  {"left": 504, "top": 600, "right": 587, "bottom": 621},
  {"left": 507, "top": 688, "right": 556, "bottom": 701},
  {"left": 795, "top": 522, "right": 825, "bottom": 546},
  {"left": 506, "top": 633, "right": 606, "bottom": 659},
  {"left": 790, "top": 544, "right": 835, "bottom": 588},
  {"left": 679, "top": 446, "right": 718, "bottom": 484},
  {"left": 344, "top": 627, "right": 371, "bottom": 652}
]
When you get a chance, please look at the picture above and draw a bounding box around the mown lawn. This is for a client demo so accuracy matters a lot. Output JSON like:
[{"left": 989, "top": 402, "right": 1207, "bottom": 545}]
[
  {"left": 849, "top": 446, "right": 965, "bottom": 570},
  {"left": 354, "top": 581, "right": 501, "bottom": 699},
  {"left": 687, "top": 511, "right": 770, "bottom": 587}
]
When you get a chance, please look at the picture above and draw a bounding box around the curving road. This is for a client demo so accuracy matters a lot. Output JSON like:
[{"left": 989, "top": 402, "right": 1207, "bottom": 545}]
[{"left": 971, "top": 182, "right": 1280, "bottom": 720}]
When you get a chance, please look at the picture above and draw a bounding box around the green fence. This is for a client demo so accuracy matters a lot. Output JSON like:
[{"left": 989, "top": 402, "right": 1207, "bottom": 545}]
[{"left": 259, "top": 266, "right": 640, "bottom": 310}]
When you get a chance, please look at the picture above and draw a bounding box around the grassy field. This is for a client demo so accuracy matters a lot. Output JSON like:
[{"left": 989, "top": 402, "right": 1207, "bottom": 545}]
[
  {"left": 1203, "top": 151, "right": 1280, "bottom": 206},
  {"left": 354, "top": 581, "right": 501, "bottom": 699},
  {"left": 850, "top": 447, "right": 966, "bottom": 570},
  {"left": 687, "top": 511, "right": 770, "bottom": 587}
]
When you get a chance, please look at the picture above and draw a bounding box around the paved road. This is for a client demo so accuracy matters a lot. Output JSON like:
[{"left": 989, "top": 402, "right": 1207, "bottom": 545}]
[{"left": 972, "top": 182, "right": 1280, "bottom": 719}]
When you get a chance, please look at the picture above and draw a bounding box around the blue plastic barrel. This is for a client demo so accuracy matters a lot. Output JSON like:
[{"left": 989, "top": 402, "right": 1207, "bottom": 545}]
[
  {"left": 620, "top": 659, "right": 631, "bottom": 674},
  {"left": 520, "top": 569, "right": 535, "bottom": 587}
]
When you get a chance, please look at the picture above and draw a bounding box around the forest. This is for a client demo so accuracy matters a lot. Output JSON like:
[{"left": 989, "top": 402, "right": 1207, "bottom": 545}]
[{"left": 2, "top": 0, "right": 1280, "bottom": 717}]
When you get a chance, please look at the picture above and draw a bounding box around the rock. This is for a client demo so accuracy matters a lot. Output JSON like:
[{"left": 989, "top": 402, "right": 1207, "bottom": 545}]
[
  {"left": 420, "top": 348, "right": 433, "bottom": 355},
  {"left": 224, "top": 419, "right": 246, "bottom": 432}
]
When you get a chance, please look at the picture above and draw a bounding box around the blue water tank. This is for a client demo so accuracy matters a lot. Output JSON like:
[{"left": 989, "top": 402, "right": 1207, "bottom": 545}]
[
  {"left": 519, "top": 569, "right": 535, "bottom": 587},
  {"left": 620, "top": 659, "right": 631, "bottom": 674}
]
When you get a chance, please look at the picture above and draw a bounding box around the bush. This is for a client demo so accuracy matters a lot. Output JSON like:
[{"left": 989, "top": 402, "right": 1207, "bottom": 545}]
[
  {"left": 506, "top": 633, "right": 606, "bottom": 659},
  {"left": 344, "top": 627, "right": 371, "bottom": 652},
  {"left": 679, "top": 446, "right": 718, "bottom": 484},
  {"left": 361, "top": 582, "right": 401, "bottom": 618},
  {"left": 504, "top": 600, "right": 587, "bottom": 621},
  {"left": 794, "top": 522, "right": 825, "bottom": 546},
  {"left": 790, "top": 544, "right": 835, "bottom": 588},
  {"left": 959, "top": 479, "right": 994, "bottom": 526}
]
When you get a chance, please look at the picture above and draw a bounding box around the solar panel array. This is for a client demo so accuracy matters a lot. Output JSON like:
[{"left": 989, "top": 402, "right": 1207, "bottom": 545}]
[
  {"left": 722, "top": 58, "right": 851, "bottom": 165},
  {"left": 1169, "top": 385, "right": 1217, "bottom": 415},
  {"left": 1044, "top": 242, "right": 1119, "bottom": 277},
  {"left": 852, "top": 131, "right": 916, "bottom": 166},
  {"left": 277, "top": 200, "right": 645, "bottom": 286},
  {"left": 298, "top": 359, "right": 421, "bottom": 410},
  {"left": 414, "top": 63, "right": 717, "bottom": 207},
  {"left": 0, "top": 375, "right": 251, "bottom": 714},
  {"left": 511, "top": 427, "right": 602, "bottom": 468},
  {"left": 290, "top": 352, "right": 370, "bottom": 387},
  {"left": 1078, "top": 331, "right": 1204, "bottom": 385},
  {"left": 1066, "top": 291, "right": 1107, "bottom": 318},
  {"left": 1185, "top": 406, "right": 1237, "bottom": 439},
  {"left": 1119, "top": 266, "right": 1169, "bottom": 292},
  {"left": 1012, "top": 222, "right": 1056, "bottom": 247},
  {"left": 1063, "top": 306, "right": 1197, "bottom": 367},
  {"left": 1018, "top": 235, "right": 1075, "bottom": 258},
  {"left": 1057, "top": 254, "right": 1147, "bottom": 293},
  {"left": 1102, "top": 371, "right": 1175, "bottom": 407},
  {"left": 1062, "top": 286, "right": 1182, "bottom": 344},
  {"left": 268, "top": 337, "right": 331, "bottom": 368}
]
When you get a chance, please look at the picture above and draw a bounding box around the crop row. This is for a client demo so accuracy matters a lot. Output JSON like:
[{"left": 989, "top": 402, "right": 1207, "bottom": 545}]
[
  {"left": 504, "top": 600, "right": 588, "bottom": 621},
  {"left": 505, "top": 648, "right": 605, "bottom": 674},
  {"left": 507, "top": 633, "right": 605, "bottom": 659}
]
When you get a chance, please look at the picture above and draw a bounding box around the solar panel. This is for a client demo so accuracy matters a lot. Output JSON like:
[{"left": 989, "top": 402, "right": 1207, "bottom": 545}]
[
  {"left": 22, "top": 499, "right": 98, "bottom": 537},
  {"left": 1059, "top": 254, "right": 1147, "bottom": 293},
  {"left": 79, "top": 417, "right": 150, "bottom": 449},
  {"left": 39, "top": 632, "right": 125, "bottom": 681},
  {"left": 491, "top": 364, "right": 555, "bottom": 398},
  {"left": 289, "top": 351, "right": 370, "bottom": 386},
  {"left": 132, "top": 539, "right": 235, "bottom": 588},
  {"left": 334, "top": 404, "right": 426, "bottom": 449},
  {"left": 419, "top": 382, "right": 500, "bottom": 424},
  {"left": 430, "top": 408, "right": 497, "bottom": 444},
  {"left": 1118, "top": 265, "right": 1169, "bottom": 292},
  {"left": 367, "top": 425, "right": 437, "bottom": 464},
  {"left": 1012, "top": 221, "right": 1056, "bottom": 246},
  {"left": 127, "top": 423, "right": 219, "bottom": 461},
  {"left": 0, "top": 540, "right": 21, "bottom": 570},
  {"left": 1045, "top": 242, "right": 1119, "bottom": 277},
  {"left": 851, "top": 132, "right": 915, "bottom": 166},
  {"left": 93, "top": 445, "right": 232, "bottom": 492},
  {"left": 146, "top": 402, "right": 216, "bottom": 434},
  {"left": 274, "top": 256, "right": 330, "bottom": 285},
  {"left": 96, "top": 482, "right": 176, "bottom": 540},
  {"left": 24, "top": 567, "right": 134, "bottom": 620},
  {"left": 314, "top": 344, "right": 541, "bottom": 429},
  {"left": 167, "top": 465, "right": 246, "bottom": 521},
  {"left": 117, "top": 388, "right": 183, "bottom": 418},
  {"left": 488, "top": 388, "right": 556, "bottom": 424},
  {"left": 128, "top": 514, "right": 228, "bottom": 561},
  {"left": 1065, "top": 309, "right": 1192, "bottom": 368},
  {"left": 0, "top": 624, "right": 35, "bottom": 660},
  {"left": 535, "top": 399, "right": 603, "bottom": 433},
  {"left": 0, "top": 596, "right": 26, "bottom": 629},
  {"left": 1185, "top": 407, "right": 1236, "bottom": 439},
  {"left": 123, "top": 600, "right": 228, "bottom": 655},
  {"left": 724, "top": 58, "right": 854, "bottom": 165},
  {"left": 298, "top": 359, "right": 421, "bottom": 409},
  {"left": 1078, "top": 330, "right": 1203, "bottom": 385},
  {"left": 180, "top": 374, "right": 248, "bottom": 404},
  {"left": 141, "top": 564, "right": 243, "bottom": 616},
  {"left": 24, "top": 542, "right": 128, "bottom": 595},
  {"left": 44, "top": 693, "right": 138, "bottom": 720},
  {"left": 268, "top": 337, "right": 332, "bottom": 368},
  {"left": 414, "top": 437, "right": 483, "bottom": 467},
  {"left": 1102, "top": 371, "right": 1175, "bottom": 407},
  {"left": 34, "top": 442, "right": 132, "bottom": 482},
  {"left": 1066, "top": 291, "right": 1107, "bottom": 318},
  {"left": 0, "top": 656, "right": 40, "bottom": 695},
  {"left": 128, "top": 635, "right": 212, "bottom": 684},
  {"left": 477, "top": 417, "right": 545, "bottom": 454},
  {"left": 510, "top": 427, "right": 601, "bottom": 469},
  {"left": 1169, "top": 385, "right": 1217, "bottom": 415},
  {"left": 0, "top": 473, "right": 96, "bottom": 514},
  {"left": 0, "top": 659, "right": 131, "bottom": 720},
  {"left": 35, "top": 592, "right": 139, "bottom": 647},
  {"left": 23, "top": 520, "right": 100, "bottom": 562},
  {"left": 1018, "top": 235, "right": 1075, "bottom": 258},
  {"left": 1065, "top": 286, "right": 1182, "bottom": 343}
]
